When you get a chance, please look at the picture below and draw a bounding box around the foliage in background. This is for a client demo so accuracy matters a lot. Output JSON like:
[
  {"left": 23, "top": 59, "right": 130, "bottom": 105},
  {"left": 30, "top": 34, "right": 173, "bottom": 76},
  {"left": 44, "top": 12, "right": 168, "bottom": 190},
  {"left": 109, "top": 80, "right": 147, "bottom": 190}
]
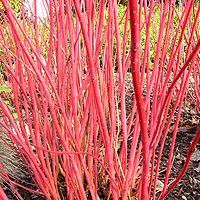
[{"left": 0, "top": 0, "right": 21, "bottom": 17}]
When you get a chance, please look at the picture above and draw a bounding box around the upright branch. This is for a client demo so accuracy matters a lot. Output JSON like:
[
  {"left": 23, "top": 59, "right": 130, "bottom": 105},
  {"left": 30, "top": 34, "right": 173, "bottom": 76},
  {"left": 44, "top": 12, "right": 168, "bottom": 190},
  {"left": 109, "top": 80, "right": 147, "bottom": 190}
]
[{"left": 129, "top": 0, "right": 150, "bottom": 199}]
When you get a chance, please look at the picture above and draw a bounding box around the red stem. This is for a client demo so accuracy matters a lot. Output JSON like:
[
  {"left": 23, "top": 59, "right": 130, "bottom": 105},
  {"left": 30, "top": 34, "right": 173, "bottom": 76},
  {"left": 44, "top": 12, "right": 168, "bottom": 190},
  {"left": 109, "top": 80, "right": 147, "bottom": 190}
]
[{"left": 129, "top": 1, "right": 150, "bottom": 199}]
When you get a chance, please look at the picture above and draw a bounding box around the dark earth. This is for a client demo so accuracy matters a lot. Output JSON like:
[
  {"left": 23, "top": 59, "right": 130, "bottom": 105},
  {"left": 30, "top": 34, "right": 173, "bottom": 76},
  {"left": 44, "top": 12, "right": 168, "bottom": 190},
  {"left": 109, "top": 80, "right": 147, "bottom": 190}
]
[
  {"left": 3, "top": 125, "right": 200, "bottom": 200},
  {"left": 2, "top": 74, "right": 200, "bottom": 199}
]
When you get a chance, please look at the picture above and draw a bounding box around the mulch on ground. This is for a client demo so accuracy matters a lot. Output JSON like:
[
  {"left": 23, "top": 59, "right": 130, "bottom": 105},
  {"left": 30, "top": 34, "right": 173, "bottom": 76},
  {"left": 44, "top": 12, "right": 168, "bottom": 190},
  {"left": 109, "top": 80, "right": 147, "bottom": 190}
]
[{"left": 2, "top": 73, "right": 200, "bottom": 199}]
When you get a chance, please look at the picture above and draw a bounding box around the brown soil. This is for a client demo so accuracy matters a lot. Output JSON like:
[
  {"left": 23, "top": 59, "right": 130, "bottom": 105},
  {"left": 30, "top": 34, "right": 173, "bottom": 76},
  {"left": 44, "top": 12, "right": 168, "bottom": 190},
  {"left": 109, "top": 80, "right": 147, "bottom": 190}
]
[
  {"left": 2, "top": 74, "right": 200, "bottom": 199},
  {"left": 3, "top": 125, "right": 200, "bottom": 200},
  {"left": 156, "top": 126, "right": 200, "bottom": 200}
]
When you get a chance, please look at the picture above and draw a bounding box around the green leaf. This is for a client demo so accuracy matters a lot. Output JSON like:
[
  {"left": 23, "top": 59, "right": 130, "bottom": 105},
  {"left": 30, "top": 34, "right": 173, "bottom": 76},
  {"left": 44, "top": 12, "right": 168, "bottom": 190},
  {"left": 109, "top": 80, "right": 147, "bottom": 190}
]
[
  {"left": 0, "top": 85, "right": 11, "bottom": 92},
  {"left": 12, "top": 113, "right": 18, "bottom": 119},
  {"left": 3, "top": 100, "right": 10, "bottom": 105}
]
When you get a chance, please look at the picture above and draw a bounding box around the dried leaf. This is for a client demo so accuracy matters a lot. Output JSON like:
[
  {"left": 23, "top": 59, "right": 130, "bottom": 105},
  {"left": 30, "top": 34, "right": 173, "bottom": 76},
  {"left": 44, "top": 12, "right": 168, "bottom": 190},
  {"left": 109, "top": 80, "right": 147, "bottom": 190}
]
[
  {"left": 191, "top": 148, "right": 200, "bottom": 161},
  {"left": 156, "top": 180, "right": 164, "bottom": 191},
  {"left": 194, "top": 163, "right": 200, "bottom": 173},
  {"left": 176, "top": 153, "right": 186, "bottom": 161}
]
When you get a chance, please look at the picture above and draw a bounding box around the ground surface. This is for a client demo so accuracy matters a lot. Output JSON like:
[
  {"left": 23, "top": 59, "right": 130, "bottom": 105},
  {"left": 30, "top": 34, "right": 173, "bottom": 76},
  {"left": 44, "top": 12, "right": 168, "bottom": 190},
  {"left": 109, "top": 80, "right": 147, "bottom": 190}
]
[
  {"left": 1, "top": 74, "right": 200, "bottom": 199},
  {"left": 3, "top": 126, "right": 200, "bottom": 200},
  {"left": 156, "top": 126, "right": 200, "bottom": 200}
]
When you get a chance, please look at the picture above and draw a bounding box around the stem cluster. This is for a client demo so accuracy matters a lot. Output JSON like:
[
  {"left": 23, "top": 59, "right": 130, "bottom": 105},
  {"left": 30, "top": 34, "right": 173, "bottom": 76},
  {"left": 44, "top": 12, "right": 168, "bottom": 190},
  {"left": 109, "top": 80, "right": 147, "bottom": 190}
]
[{"left": 0, "top": 0, "right": 199, "bottom": 199}]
